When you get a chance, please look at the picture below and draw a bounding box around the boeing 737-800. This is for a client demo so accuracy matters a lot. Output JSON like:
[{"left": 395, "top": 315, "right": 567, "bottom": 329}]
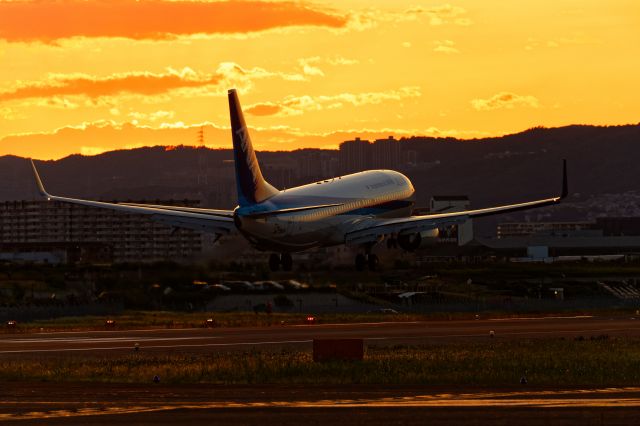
[{"left": 31, "top": 89, "right": 567, "bottom": 271}]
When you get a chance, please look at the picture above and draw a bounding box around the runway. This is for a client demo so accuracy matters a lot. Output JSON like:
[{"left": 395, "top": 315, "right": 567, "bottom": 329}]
[{"left": 2, "top": 315, "right": 639, "bottom": 356}]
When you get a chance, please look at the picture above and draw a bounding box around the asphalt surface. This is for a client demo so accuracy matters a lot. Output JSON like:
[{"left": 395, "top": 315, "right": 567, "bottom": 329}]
[
  {"left": 2, "top": 383, "right": 640, "bottom": 425},
  {"left": 1, "top": 315, "right": 639, "bottom": 355}
]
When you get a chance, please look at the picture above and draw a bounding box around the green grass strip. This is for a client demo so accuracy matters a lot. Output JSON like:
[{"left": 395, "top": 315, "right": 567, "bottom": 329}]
[{"left": 3, "top": 337, "right": 640, "bottom": 386}]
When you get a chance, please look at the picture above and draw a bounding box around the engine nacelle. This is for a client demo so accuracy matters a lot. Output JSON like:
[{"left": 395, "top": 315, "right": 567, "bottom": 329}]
[{"left": 397, "top": 229, "right": 439, "bottom": 251}]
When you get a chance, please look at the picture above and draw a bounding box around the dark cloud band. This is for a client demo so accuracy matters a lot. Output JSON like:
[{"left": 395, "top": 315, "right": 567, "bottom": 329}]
[{"left": 0, "top": 0, "right": 347, "bottom": 43}]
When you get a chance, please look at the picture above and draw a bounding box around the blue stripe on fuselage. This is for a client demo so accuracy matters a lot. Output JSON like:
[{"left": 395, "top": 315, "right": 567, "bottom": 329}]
[
  {"left": 344, "top": 199, "right": 414, "bottom": 215},
  {"left": 236, "top": 195, "right": 355, "bottom": 216},
  {"left": 236, "top": 197, "right": 413, "bottom": 217}
]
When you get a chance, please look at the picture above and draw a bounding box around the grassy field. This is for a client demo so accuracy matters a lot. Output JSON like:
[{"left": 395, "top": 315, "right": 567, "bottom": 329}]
[{"left": 3, "top": 337, "right": 640, "bottom": 386}]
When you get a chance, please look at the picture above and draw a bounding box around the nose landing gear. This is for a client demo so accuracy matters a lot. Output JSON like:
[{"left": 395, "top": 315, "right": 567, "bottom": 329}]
[{"left": 269, "top": 253, "right": 293, "bottom": 272}]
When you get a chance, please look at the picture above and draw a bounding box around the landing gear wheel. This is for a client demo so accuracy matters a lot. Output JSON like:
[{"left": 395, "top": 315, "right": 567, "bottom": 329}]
[
  {"left": 268, "top": 253, "right": 280, "bottom": 272},
  {"left": 281, "top": 253, "right": 293, "bottom": 271},
  {"left": 367, "top": 254, "right": 379, "bottom": 271},
  {"left": 355, "top": 254, "right": 367, "bottom": 271}
]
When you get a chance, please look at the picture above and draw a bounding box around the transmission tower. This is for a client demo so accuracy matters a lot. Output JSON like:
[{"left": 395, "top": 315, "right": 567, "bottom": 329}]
[{"left": 197, "top": 126, "right": 208, "bottom": 185}]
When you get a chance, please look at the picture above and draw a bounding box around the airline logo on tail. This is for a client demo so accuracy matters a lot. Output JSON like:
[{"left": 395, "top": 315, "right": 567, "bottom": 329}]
[
  {"left": 235, "top": 125, "right": 260, "bottom": 189},
  {"left": 229, "top": 89, "right": 278, "bottom": 207}
]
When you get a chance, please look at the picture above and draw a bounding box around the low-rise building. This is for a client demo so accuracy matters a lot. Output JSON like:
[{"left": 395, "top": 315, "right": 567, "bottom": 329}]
[
  {"left": 0, "top": 200, "right": 203, "bottom": 264},
  {"left": 497, "top": 221, "right": 595, "bottom": 238}
]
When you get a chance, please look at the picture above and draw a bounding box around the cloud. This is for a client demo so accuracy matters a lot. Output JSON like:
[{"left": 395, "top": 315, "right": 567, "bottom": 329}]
[
  {"left": 218, "top": 62, "right": 305, "bottom": 84},
  {"left": 346, "top": 3, "right": 471, "bottom": 32},
  {"left": 0, "top": 120, "right": 231, "bottom": 159},
  {"left": 404, "top": 4, "right": 471, "bottom": 26},
  {"left": 298, "top": 57, "right": 325, "bottom": 77},
  {"left": 433, "top": 40, "right": 459, "bottom": 54},
  {"left": 525, "top": 33, "right": 602, "bottom": 51},
  {"left": 32, "top": 97, "right": 80, "bottom": 110},
  {"left": 1, "top": 120, "right": 488, "bottom": 160},
  {"left": 0, "top": 106, "right": 25, "bottom": 120},
  {"left": 0, "top": 63, "right": 305, "bottom": 104},
  {"left": 326, "top": 56, "right": 359, "bottom": 66},
  {"left": 128, "top": 110, "right": 175, "bottom": 122},
  {"left": 0, "top": 68, "right": 220, "bottom": 103},
  {"left": 244, "top": 103, "right": 284, "bottom": 116},
  {"left": 292, "top": 56, "right": 359, "bottom": 78},
  {"left": 80, "top": 146, "right": 109, "bottom": 156},
  {"left": 471, "top": 92, "right": 540, "bottom": 111},
  {"left": 0, "top": 0, "right": 348, "bottom": 43},
  {"left": 245, "top": 87, "right": 422, "bottom": 117}
]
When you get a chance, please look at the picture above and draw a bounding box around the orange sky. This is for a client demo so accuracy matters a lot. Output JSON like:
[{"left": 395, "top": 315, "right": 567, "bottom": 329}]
[{"left": 1, "top": 0, "right": 639, "bottom": 160}]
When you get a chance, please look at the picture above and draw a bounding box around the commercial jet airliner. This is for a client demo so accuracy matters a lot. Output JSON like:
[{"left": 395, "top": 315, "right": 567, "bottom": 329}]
[{"left": 31, "top": 89, "right": 567, "bottom": 271}]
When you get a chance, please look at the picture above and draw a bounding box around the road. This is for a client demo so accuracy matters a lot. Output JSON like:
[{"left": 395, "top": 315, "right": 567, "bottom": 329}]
[{"left": 2, "top": 315, "right": 639, "bottom": 355}]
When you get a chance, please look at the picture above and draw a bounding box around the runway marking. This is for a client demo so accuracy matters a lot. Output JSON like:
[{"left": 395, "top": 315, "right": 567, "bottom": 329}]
[
  {"left": 21, "top": 328, "right": 206, "bottom": 336},
  {"left": 291, "top": 321, "right": 424, "bottom": 328},
  {"left": 0, "top": 339, "right": 313, "bottom": 354},
  {"left": 365, "top": 327, "right": 637, "bottom": 342},
  {"left": 5, "top": 336, "right": 223, "bottom": 344},
  {"left": 17, "top": 321, "right": 426, "bottom": 336},
  {"left": 488, "top": 315, "right": 594, "bottom": 321}
]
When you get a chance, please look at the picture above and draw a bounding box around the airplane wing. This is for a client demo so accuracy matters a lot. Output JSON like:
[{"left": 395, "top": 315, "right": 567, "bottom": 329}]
[
  {"left": 30, "top": 160, "right": 236, "bottom": 235},
  {"left": 345, "top": 160, "right": 568, "bottom": 245}
]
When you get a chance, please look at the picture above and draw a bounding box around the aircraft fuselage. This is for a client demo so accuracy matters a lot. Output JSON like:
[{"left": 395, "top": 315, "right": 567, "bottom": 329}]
[{"left": 234, "top": 169, "right": 415, "bottom": 252}]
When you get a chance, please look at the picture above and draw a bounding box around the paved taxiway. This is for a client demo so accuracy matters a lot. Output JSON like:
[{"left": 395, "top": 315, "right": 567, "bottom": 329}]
[
  {"left": 2, "top": 383, "right": 640, "bottom": 425},
  {"left": 2, "top": 315, "right": 639, "bottom": 355}
]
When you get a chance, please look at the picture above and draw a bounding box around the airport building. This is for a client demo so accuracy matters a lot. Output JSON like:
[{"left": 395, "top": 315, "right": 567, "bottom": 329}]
[
  {"left": 412, "top": 196, "right": 474, "bottom": 246},
  {"left": 0, "top": 200, "right": 204, "bottom": 264},
  {"left": 497, "top": 221, "right": 595, "bottom": 238},
  {"left": 483, "top": 217, "right": 640, "bottom": 260},
  {"left": 497, "top": 218, "right": 640, "bottom": 239}
]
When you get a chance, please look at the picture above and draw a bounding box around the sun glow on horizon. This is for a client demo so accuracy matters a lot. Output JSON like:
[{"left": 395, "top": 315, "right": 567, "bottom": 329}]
[{"left": 1, "top": 0, "right": 639, "bottom": 160}]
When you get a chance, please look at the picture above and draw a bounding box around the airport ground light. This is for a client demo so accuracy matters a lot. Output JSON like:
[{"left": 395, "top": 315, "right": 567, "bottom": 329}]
[{"left": 4, "top": 308, "right": 639, "bottom": 333}]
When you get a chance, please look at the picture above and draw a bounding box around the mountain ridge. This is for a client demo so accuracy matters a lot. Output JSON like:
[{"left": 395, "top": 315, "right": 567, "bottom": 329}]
[{"left": 2, "top": 123, "right": 639, "bottom": 235}]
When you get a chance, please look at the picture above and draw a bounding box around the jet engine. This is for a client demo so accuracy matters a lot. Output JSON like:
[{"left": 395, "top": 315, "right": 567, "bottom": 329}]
[{"left": 397, "top": 229, "right": 440, "bottom": 251}]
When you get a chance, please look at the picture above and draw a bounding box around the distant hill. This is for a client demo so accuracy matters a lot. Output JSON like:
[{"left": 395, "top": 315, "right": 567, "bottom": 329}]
[{"left": 2, "top": 124, "right": 639, "bottom": 236}]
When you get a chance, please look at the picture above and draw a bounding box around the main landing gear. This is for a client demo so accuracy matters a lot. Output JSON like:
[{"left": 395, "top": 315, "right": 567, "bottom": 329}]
[
  {"left": 269, "top": 253, "right": 293, "bottom": 272},
  {"left": 355, "top": 253, "right": 379, "bottom": 271}
]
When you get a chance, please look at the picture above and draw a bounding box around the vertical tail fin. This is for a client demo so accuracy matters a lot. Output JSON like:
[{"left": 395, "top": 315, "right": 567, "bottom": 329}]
[{"left": 228, "top": 89, "right": 278, "bottom": 206}]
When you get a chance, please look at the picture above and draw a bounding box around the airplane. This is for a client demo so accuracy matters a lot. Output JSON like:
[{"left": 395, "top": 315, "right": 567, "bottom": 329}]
[{"left": 30, "top": 88, "right": 568, "bottom": 272}]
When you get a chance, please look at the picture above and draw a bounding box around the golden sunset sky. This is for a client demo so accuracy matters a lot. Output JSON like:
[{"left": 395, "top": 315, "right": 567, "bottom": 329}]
[{"left": 0, "top": 0, "right": 638, "bottom": 159}]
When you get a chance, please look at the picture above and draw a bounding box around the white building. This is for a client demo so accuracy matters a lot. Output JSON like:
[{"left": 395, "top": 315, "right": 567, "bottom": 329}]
[{"left": 430, "top": 196, "right": 474, "bottom": 245}]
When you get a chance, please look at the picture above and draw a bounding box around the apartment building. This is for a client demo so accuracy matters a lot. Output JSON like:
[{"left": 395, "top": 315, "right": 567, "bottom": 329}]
[{"left": 0, "top": 200, "right": 203, "bottom": 264}]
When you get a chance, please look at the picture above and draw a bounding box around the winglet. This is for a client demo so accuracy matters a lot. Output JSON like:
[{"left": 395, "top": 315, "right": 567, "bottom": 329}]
[
  {"left": 30, "top": 159, "right": 51, "bottom": 200},
  {"left": 561, "top": 159, "right": 568, "bottom": 199}
]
